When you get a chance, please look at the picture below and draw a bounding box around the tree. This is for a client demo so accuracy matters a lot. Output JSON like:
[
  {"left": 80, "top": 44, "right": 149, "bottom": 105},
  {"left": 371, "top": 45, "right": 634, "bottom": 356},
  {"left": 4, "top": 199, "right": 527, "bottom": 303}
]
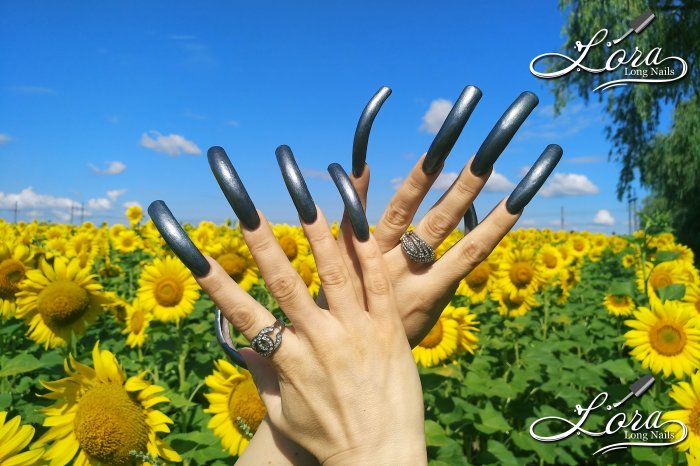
[{"left": 546, "top": 0, "right": 700, "bottom": 255}]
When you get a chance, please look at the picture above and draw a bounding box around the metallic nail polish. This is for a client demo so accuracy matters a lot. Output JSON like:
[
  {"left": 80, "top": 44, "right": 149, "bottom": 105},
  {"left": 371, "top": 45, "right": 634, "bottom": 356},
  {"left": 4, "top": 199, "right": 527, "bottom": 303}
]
[
  {"left": 352, "top": 86, "right": 392, "bottom": 177},
  {"left": 463, "top": 204, "right": 478, "bottom": 233},
  {"left": 327, "top": 163, "right": 370, "bottom": 241},
  {"left": 506, "top": 144, "right": 563, "bottom": 214},
  {"left": 276, "top": 145, "right": 317, "bottom": 223}
]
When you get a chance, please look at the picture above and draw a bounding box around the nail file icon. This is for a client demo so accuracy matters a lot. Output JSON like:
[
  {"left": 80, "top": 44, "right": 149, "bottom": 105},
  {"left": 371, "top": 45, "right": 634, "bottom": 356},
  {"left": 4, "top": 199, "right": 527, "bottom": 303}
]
[
  {"left": 612, "top": 374, "right": 655, "bottom": 408},
  {"left": 612, "top": 11, "right": 656, "bottom": 44}
]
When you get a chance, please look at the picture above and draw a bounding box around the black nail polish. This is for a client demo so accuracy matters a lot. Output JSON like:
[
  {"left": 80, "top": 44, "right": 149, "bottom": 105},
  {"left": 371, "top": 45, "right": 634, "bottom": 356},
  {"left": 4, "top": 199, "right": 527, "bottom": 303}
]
[
  {"left": 215, "top": 308, "right": 248, "bottom": 369},
  {"left": 148, "top": 200, "right": 210, "bottom": 277},
  {"left": 276, "top": 145, "right": 317, "bottom": 223},
  {"left": 506, "top": 144, "right": 563, "bottom": 214},
  {"left": 327, "top": 163, "right": 369, "bottom": 241},
  {"left": 463, "top": 204, "right": 478, "bottom": 233},
  {"left": 471, "top": 91, "right": 539, "bottom": 176},
  {"left": 352, "top": 86, "right": 392, "bottom": 178},
  {"left": 422, "top": 85, "right": 482, "bottom": 175},
  {"left": 207, "top": 146, "right": 261, "bottom": 230}
]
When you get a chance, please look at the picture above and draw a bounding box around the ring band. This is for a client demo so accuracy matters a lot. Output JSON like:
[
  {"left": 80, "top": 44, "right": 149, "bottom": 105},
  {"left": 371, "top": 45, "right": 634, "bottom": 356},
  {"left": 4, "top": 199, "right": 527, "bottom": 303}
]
[
  {"left": 215, "top": 308, "right": 248, "bottom": 369},
  {"left": 251, "top": 320, "right": 286, "bottom": 357},
  {"left": 400, "top": 230, "right": 435, "bottom": 263}
]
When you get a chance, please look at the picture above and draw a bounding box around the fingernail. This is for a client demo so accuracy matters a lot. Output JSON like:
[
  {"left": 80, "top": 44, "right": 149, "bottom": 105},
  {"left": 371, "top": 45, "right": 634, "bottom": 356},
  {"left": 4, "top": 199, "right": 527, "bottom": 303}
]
[
  {"left": 215, "top": 308, "right": 248, "bottom": 369},
  {"left": 327, "top": 163, "right": 369, "bottom": 241},
  {"left": 207, "top": 146, "right": 261, "bottom": 230},
  {"left": 463, "top": 204, "right": 478, "bottom": 233},
  {"left": 276, "top": 145, "right": 317, "bottom": 223},
  {"left": 147, "top": 200, "right": 210, "bottom": 277},
  {"left": 505, "top": 144, "right": 563, "bottom": 214},
  {"left": 422, "top": 85, "right": 482, "bottom": 175},
  {"left": 352, "top": 86, "right": 392, "bottom": 178},
  {"left": 471, "top": 91, "right": 539, "bottom": 176}
]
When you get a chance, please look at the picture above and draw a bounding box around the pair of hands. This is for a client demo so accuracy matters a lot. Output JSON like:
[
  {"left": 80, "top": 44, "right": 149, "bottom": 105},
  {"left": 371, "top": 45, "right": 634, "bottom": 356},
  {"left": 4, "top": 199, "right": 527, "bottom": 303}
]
[{"left": 149, "top": 85, "right": 562, "bottom": 465}]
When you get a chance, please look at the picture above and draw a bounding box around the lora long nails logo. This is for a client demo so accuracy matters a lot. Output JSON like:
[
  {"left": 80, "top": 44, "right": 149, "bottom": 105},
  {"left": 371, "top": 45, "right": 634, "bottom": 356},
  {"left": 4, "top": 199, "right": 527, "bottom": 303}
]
[
  {"left": 529, "top": 374, "right": 688, "bottom": 455},
  {"left": 530, "top": 10, "right": 688, "bottom": 91}
]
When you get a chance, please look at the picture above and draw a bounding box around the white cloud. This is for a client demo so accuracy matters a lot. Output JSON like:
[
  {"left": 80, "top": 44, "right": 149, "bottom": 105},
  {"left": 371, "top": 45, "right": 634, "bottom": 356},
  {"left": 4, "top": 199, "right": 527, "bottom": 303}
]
[
  {"left": 123, "top": 201, "right": 142, "bottom": 209},
  {"left": 568, "top": 156, "right": 604, "bottom": 164},
  {"left": 301, "top": 169, "right": 331, "bottom": 181},
  {"left": 86, "top": 198, "right": 112, "bottom": 210},
  {"left": 0, "top": 187, "right": 126, "bottom": 220},
  {"left": 0, "top": 187, "right": 78, "bottom": 210},
  {"left": 0, "top": 133, "right": 12, "bottom": 144},
  {"left": 540, "top": 173, "right": 599, "bottom": 197},
  {"left": 419, "top": 99, "right": 453, "bottom": 134},
  {"left": 107, "top": 189, "right": 127, "bottom": 202},
  {"left": 518, "top": 165, "right": 531, "bottom": 177},
  {"left": 391, "top": 177, "right": 404, "bottom": 190},
  {"left": 431, "top": 172, "right": 459, "bottom": 191},
  {"left": 520, "top": 219, "right": 537, "bottom": 226},
  {"left": 140, "top": 131, "right": 201, "bottom": 156},
  {"left": 89, "top": 161, "right": 126, "bottom": 175},
  {"left": 485, "top": 171, "right": 516, "bottom": 192},
  {"left": 593, "top": 209, "right": 615, "bottom": 226}
]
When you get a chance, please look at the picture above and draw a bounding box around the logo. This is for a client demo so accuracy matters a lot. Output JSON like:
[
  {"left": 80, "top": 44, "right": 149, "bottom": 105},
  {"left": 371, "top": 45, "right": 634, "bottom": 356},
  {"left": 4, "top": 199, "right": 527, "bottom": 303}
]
[
  {"left": 530, "top": 11, "right": 688, "bottom": 91},
  {"left": 529, "top": 374, "right": 688, "bottom": 455}
]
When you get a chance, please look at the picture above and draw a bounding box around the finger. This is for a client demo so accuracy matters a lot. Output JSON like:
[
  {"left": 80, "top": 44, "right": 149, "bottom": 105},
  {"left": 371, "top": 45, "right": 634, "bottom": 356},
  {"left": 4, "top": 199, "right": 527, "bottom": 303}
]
[
  {"left": 328, "top": 163, "right": 369, "bottom": 242},
  {"left": 352, "top": 86, "right": 392, "bottom": 178},
  {"left": 147, "top": 200, "right": 210, "bottom": 277},
  {"left": 436, "top": 144, "right": 562, "bottom": 284},
  {"left": 276, "top": 145, "right": 317, "bottom": 223},
  {"left": 464, "top": 204, "right": 478, "bottom": 234},
  {"left": 208, "top": 145, "right": 261, "bottom": 230},
  {"left": 422, "top": 86, "right": 482, "bottom": 174},
  {"left": 470, "top": 91, "right": 539, "bottom": 176}
]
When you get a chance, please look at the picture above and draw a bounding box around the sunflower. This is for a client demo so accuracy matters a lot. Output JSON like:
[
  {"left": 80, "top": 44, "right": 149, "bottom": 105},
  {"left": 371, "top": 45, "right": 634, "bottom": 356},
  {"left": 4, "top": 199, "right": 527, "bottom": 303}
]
[
  {"left": 0, "top": 243, "right": 34, "bottom": 319},
  {"left": 624, "top": 301, "right": 700, "bottom": 379},
  {"left": 273, "top": 224, "right": 309, "bottom": 262},
  {"left": 138, "top": 256, "right": 200, "bottom": 323},
  {"left": 443, "top": 304, "right": 479, "bottom": 355},
  {"left": 639, "top": 261, "right": 696, "bottom": 305},
  {"left": 685, "top": 285, "right": 700, "bottom": 315},
  {"left": 661, "top": 370, "right": 700, "bottom": 455},
  {"left": 15, "top": 258, "right": 108, "bottom": 348},
  {"left": 567, "top": 235, "right": 590, "bottom": 259},
  {"left": 113, "top": 230, "right": 143, "bottom": 254},
  {"left": 123, "top": 298, "right": 152, "bottom": 348},
  {"left": 493, "top": 289, "right": 538, "bottom": 318},
  {"left": 293, "top": 254, "right": 320, "bottom": 297},
  {"left": 537, "top": 244, "right": 564, "bottom": 279},
  {"left": 34, "top": 342, "right": 181, "bottom": 465},
  {"left": 212, "top": 237, "right": 259, "bottom": 292},
  {"left": 412, "top": 311, "right": 460, "bottom": 368},
  {"left": 205, "top": 359, "right": 266, "bottom": 457},
  {"left": 456, "top": 259, "right": 495, "bottom": 304},
  {"left": 110, "top": 223, "right": 128, "bottom": 238},
  {"left": 622, "top": 254, "right": 636, "bottom": 268},
  {"left": 603, "top": 294, "right": 635, "bottom": 317},
  {"left": 496, "top": 247, "right": 543, "bottom": 297},
  {"left": 0, "top": 411, "right": 45, "bottom": 466},
  {"left": 435, "top": 230, "right": 463, "bottom": 260},
  {"left": 126, "top": 205, "right": 143, "bottom": 227},
  {"left": 65, "top": 233, "right": 97, "bottom": 258}
]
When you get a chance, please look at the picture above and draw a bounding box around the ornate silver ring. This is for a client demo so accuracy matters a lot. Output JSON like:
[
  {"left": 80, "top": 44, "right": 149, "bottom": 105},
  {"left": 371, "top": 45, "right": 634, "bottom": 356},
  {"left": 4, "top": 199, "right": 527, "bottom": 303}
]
[
  {"left": 251, "top": 320, "right": 286, "bottom": 357},
  {"left": 400, "top": 230, "right": 435, "bottom": 263}
]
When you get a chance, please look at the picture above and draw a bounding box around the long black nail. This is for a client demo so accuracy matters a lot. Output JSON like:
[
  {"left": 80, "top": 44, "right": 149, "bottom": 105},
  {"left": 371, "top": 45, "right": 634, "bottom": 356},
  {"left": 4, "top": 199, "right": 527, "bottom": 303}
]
[
  {"left": 352, "top": 86, "right": 392, "bottom": 177},
  {"left": 207, "top": 146, "right": 261, "bottom": 230},
  {"left": 471, "top": 91, "right": 539, "bottom": 176},
  {"left": 463, "top": 205, "right": 478, "bottom": 233},
  {"left": 327, "top": 163, "right": 369, "bottom": 241},
  {"left": 506, "top": 144, "right": 563, "bottom": 214},
  {"left": 276, "top": 145, "right": 317, "bottom": 223},
  {"left": 422, "top": 85, "right": 482, "bottom": 175},
  {"left": 215, "top": 308, "right": 248, "bottom": 369},
  {"left": 148, "top": 200, "right": 210, "bottom": 277}
]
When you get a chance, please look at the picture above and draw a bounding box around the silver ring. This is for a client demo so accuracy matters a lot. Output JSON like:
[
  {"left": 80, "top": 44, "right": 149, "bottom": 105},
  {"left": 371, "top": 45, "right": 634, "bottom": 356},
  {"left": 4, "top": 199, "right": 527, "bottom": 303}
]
[
  {"left": 251, "top": 320, "right": 285, "bottom": 357},
  {"left": 400, "top": 230, "right": 435, "bottom": 263}
]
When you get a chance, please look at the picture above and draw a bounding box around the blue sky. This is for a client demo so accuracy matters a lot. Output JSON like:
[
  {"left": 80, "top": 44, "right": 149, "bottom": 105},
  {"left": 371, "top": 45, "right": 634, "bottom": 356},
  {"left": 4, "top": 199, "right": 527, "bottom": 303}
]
[{"left": 0, "top": 1, "right": 653, "bottom": 233}]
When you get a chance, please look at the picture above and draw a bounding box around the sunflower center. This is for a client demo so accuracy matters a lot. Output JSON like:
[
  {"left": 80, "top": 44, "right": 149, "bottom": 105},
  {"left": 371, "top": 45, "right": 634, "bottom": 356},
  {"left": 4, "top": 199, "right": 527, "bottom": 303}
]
[
  {"left": 689, "top": 405, "right": 700, "bottom": 435},
  {"left": 298, "top": 263, "right": 314, "bottom": 287},
  {"left": 0, "top": 258, "right": 26, "bottom": 299},
  {"left": 694, "top": 298, "right": 700, "bottom": 314},
  {"left": 649, "top": 270, "right": 673, "bottom": 291},
  {"left": 573, "top": 239, "right": 585, "bottom": 251},
  {"left": 130, "top": 309, "right": 145, "bottom": 334},
  {"left": 612, "top": 295, "right": 629, "bottom": 306},
  {"left": 279, "top": 236, "right": 298, "bottom": 260},
  {"left": 74, "top": 383, "right": 149, "bottom": 465},
  {"left": 649, "top": 322, "right": 687, "bottom": 356},
  {"left": 218, "top": 253, "right": 246, "bottom": 281},
  {"left": 418, "top": 319, "right": 443, "bottom": 348},
  {"left": 466, "top": 263, "right": 490, "bottom": 288},
  {"left": 505, "top": 293, "right": 525, "bottom": 308},
  {"left": 37, "top": 281, "right": 91, "bottom": 327},
  {"left": 509, "top": 262, "right": 533, "bottom": 288},
  {"left": 122, "top": 237, "right": 133, "bottom": 248},
  {"left": 154, "top": 277, "right": 184, "bottom": 307},
  {"left": 228, "top": 377, "right": 266, "bottom": 435},
  {"left": 542, "top": 253, "right": 557, "bottom": 269}
]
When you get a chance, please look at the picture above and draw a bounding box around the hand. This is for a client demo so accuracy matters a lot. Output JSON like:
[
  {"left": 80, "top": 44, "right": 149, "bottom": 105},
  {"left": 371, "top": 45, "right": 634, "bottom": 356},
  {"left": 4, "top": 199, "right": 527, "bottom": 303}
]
[{"left": 150, "top": 150, "right": 427, "bottom": 465}]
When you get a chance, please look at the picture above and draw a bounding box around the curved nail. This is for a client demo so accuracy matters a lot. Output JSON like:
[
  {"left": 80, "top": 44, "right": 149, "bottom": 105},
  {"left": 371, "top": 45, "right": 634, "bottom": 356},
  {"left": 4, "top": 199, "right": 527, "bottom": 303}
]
[
  {"left": 352, "top": 86, "right": 392, "bottom": 177},
  {"left": 276, "top": 145, "right": 317, "bottom": 223},
  {"left": 422, "top": 85, "right": 482, "bottom": 175},
  {"left": 463, "top": 204, "right": 478, "bottom": 233},
  {"left": 147, "top": 200, "right": 210, "bottom": 277},
  {"left": 215, "top": 308, "right": 248, "bottom": 369},
  {"left": 471, "top": 91, "right": 539, "bottom": 176},
  {"left": 327, "top": 163, "right": 369, "bottom": 241},
  {"left": 207, "top": 146, "right": 261, "bottom": 230},
  {"left": 506, "top": 144, "right": 563, "bottom": 214}
]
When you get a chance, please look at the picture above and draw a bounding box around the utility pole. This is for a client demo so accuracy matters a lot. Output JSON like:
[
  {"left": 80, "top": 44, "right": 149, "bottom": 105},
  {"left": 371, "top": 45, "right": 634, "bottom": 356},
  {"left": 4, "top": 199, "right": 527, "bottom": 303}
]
[
  {"left": 80, "top": 203, "right": 85, "bottom": 224},
  {"left": 627, "top": 187, "right": 638, "bottom": 234},
  {"left": 13, "top": 202, "right": 18, "bottom": 223},
  {"left": 70, "top": 204, "right": 74, "bottom": 224},
  {"left": 560, "top": 206, "right": 564, "bottom": 230}
]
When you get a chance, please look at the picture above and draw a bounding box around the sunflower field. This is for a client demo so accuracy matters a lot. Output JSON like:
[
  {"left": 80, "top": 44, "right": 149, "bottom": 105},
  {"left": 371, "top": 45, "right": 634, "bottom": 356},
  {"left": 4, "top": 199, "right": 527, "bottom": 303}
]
[{"left": 1, "top": 206, "right": 700, "bottom": 465}]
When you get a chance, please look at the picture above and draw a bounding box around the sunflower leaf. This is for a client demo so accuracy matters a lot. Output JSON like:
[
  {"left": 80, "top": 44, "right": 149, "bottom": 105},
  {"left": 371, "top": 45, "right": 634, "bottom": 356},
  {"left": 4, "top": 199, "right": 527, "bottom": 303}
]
[
  {"left": 0, "top": 354, "right": 42, "bottom": 378},
  {"left": 608, "top": 281, "right": 635, "bottom": 297},
  {"left": 657, "top": 284, "right": 686, "bottom": 302},
  {"left": 653, "top": 251, "right": 681, "bottom": 264}
]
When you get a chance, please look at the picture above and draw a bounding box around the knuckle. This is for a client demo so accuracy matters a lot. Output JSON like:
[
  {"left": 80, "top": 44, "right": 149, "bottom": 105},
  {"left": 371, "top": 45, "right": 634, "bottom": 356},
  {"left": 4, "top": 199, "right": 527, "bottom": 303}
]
[
  {"left": 461, "top": 239, "right": 490, "bottom": 268},
  {"left": 382, "top": 199, "right": 411, "bottom": 230},
  {"left": 266, "top": 274, "right": 301, "bottom": 304},
  {"left": 321, "top": 265, "right": 348, "bottom": 289},
  {"left": 452, "top": 177, "right": 478, "bottom": 199},
  {"left": 404, "top": 173, "right": 425, "bottom": 196},
  {"left": 424, "top": 210, "right": 455, "bottom": 239},
  {"left": 227, "top": 303, "right": 258, "bottom": 335},
  {"left": 366, "top": 273, "right": 391, "bottom": 296}
]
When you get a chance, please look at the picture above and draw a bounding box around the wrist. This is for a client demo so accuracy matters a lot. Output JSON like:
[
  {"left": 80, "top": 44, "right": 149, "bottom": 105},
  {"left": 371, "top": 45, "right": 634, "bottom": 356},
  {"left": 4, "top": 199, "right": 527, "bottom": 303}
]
[{"left": 321, "top": 436, "right": 427, "bottom": 466}]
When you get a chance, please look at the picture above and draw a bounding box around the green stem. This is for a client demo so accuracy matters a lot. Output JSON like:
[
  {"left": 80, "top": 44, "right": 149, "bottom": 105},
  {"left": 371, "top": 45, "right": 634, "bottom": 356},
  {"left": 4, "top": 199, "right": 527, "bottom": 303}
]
[
  {"left": 542, "top": 294, "right": 550, "bottom": 341},
  {"left": 514, "top": 342, "right": 520, "bottom": 368},
  {"left": 176, "top": 322, "right": 189, "bottom": 392}
]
